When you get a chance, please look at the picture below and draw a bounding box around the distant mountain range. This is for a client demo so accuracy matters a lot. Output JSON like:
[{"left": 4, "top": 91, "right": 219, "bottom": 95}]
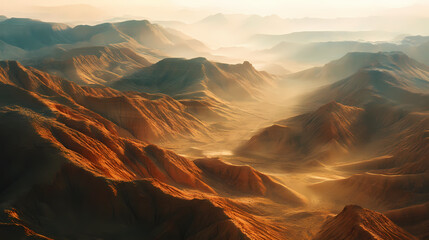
[
  {"left": 301, "top": 52, "right": 429, "bottom": 109},
  {"left": 258, "top": 37, "right": 429, "bottom": 67},
  {"left": 0, "top": 17, "right": 210, "bottom": 61}
]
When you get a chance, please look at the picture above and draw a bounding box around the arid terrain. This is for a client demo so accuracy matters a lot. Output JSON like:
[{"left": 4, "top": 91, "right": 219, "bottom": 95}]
[{"left": 0, "top": 6, "right": 429, "bottom": 240}]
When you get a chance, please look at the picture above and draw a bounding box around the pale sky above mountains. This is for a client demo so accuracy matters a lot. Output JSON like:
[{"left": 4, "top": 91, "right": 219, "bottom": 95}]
[{"left": 1, "top": 0, "right": 429, "bottom": 23}]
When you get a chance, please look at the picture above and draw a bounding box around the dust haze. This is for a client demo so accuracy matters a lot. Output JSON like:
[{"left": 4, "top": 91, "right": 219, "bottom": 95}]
[{"left": 0, "top": 1, "right": 428, "bottom": 239}]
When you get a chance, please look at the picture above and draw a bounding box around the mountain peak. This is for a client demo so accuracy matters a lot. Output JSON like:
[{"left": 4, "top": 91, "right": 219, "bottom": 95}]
[
  {"left": 315, "top": 101, "right": 362, "bottom": 116},
  {"left": 243, "top": 60, "right": 252, "bottom": 66},
  {"left": 0, "top": 60, "right": 27, "bottom": 73},
  {"left": 198, "top": 13, "right": 228, "bottom": 25},
  {"left": 113, "top": 57, "right": 271, "bottom": 101},
  {"left": 340, "top": 204, "right": 364, "bottom": 218},
  {"left": 190, "top": 57, "right": 208, "bottom": 62},
  {"left": 314, "top": 205, "right": 417, "bottom": 240},
  {"left": 115, "top": 19, "right": 152, "bottom": 27},
  {"left": 317, "top": 101, "right": 343, "bottom": 111}
]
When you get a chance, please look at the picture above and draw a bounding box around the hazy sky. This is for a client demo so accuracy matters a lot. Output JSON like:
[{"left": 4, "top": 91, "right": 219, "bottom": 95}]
[{"left": 1, "top": 0, "right": 429, "bottom": 23}]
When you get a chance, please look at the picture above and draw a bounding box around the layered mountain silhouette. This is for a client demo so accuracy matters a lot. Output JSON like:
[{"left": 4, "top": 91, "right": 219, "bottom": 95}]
[
  {"left": 300, "top": 52, "right": 429, "bottom": 110},
  {"left": 289, "top": 51, "right": 429, "bottom": 83},
  {"left": 249, "top": 31, "right": 399, "bottom": 49},
  {"left": 0, "top": 18, "right": 210, "bottom": 61},
  {"left": 313, "top": 205, "right": 417, "bottom": 240},
  {"left": 112, "top": 57, "right": 273, "bottom": 102},
  {"left": 261, "top": 41, "right": 401, "bottom": 66},
  {"left": 256, "top": 35, "right": 429, "bottom": 67}
]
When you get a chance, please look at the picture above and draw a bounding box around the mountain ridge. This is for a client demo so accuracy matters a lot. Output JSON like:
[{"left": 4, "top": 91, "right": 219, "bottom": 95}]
[{"left": 112, "top": 57, "right": 273, "bottom": 102}]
